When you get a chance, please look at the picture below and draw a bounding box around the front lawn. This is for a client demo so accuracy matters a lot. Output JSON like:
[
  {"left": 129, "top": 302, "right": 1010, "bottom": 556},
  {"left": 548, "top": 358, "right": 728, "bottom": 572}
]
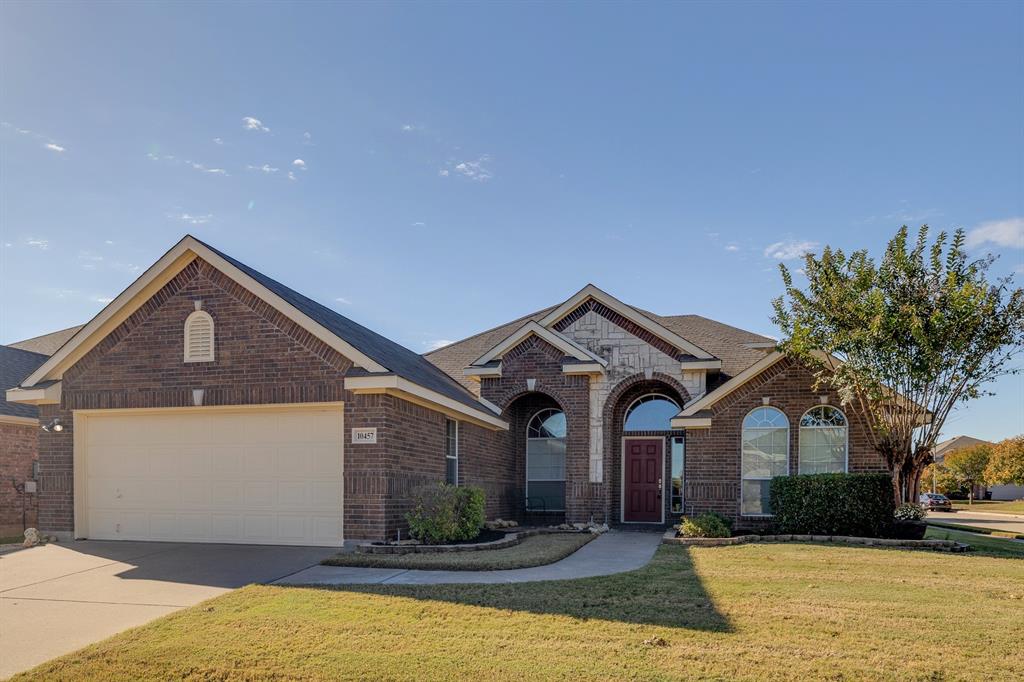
[
  {"left": 17, "top": 542, "right": 1023, "bottom": 681},
  {"left": 322, "top": 531, "right": 594, "bottom": 570},
  {"left": 951, "top": 499, "right": 1024, "bottom": 515},
  {"left": 925, "top": 526, "right": 1024, "bottom": 558}
]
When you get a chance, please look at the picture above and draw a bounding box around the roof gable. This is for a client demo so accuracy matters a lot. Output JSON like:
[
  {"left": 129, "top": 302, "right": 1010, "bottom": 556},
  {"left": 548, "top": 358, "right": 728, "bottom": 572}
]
[
  {"left": 0, "top": 346, "right": 48, "bottom": 419},
  {"left": 15, "top": 235, "right": 495, "bottom": 421},
  {"left": 470, "top": 321, "right": 607, "bottom": 367}
]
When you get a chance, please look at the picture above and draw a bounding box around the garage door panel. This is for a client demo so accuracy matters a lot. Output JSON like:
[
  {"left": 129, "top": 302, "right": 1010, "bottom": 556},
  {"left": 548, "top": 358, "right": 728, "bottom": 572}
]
[{"left": 84, "top": 407, "right": 343, "bottom": 546}]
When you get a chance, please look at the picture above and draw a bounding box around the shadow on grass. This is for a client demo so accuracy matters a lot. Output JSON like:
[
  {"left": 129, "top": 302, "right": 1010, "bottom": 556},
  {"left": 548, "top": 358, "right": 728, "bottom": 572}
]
[{"left": 309, "top": 544, "right": 732, "bottom": 632}]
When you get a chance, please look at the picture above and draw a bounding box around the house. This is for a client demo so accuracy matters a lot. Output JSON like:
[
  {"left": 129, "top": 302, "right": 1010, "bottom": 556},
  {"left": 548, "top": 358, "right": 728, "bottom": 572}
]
[
  {"left": 0, "top": 345, "right": 49, "bottom": 537},
  {"left": 6, "top": 235, "right": 888, "bottom": 546},
  {"left": 933, "top": 435, "right": 1024, "bottom": 501}
]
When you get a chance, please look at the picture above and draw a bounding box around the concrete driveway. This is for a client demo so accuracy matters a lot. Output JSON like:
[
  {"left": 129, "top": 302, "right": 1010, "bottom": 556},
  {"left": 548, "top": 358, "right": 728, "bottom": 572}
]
[
  {"left": 0, "top": 540, "right": 335, "bottom": 679},
  {"left": 929, "top": 509, "right": 1024, "bottom": 536}
]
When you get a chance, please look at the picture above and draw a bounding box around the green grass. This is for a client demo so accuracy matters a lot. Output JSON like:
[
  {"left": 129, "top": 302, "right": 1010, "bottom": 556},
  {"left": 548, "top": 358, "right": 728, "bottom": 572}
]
[
  {"left": 322, "top": 532, "right": 595, "bottom": 570},
  {"left": 0, "top": 535, "right": 24, "bottom": 545},
  {"left": 925, "top": 526, "right": 1024, "bottom": 558},
  {"left": 16, "top": 542, "right": 1024, "bottom": 681},
  {"left": 951, "top": 499, "right": 1024, "bottom": 515}
]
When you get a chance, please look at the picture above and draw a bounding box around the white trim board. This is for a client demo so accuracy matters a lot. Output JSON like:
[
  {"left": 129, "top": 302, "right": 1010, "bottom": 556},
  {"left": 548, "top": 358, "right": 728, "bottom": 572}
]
[
  {"left": 538, "top": 284, "right": 715, "bottom": 360},
  {"left": 344, "top": 375, "right": 509, "bottom": 430},
  {"left": 471, "top": 320, "right": 608, "bottom": 368}
]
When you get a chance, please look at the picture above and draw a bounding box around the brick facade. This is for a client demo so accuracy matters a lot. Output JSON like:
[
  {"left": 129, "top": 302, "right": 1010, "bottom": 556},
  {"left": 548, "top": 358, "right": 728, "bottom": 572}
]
[
  {"left": 0, "top": 420, "right": 39, "bottom": 537},
  {"left": 684, "top": 356, "right": 887, "bottom": 529},
  {"left": 35, "top": 257, "right": 518, "bottom": 541}
]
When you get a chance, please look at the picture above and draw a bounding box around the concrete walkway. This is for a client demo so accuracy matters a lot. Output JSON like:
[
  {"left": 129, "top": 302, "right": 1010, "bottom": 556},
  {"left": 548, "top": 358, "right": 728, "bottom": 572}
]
[{"left": 276, "top": 530, "right": 663, "bottom": 586}]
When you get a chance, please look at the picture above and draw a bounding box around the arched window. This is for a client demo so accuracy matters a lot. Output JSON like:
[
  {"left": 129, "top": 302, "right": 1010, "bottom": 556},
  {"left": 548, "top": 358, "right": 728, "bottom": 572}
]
[
  {"left": 799, "top": 406, "right": 848, "bottom": 474},
  {"left": 526, "top": 408, "right": 566, "bottom": 512},
  {"left": 624, "top": 394, "right": 680, "bottom": 432},
  {"left": 741, "top": 406, "right": 789, "bottom": 515},
  {"left": 184, "top": 310, "right": 215, "bottom": 363}
]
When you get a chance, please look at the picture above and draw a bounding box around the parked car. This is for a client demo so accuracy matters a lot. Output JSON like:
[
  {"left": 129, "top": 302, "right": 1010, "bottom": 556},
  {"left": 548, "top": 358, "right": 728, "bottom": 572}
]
[{"left": 919, "top": 492, "right": 953, "bottom": 512}]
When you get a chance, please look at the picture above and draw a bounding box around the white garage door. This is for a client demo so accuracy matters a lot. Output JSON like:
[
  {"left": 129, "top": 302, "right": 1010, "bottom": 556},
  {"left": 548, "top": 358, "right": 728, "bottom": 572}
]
[{"left": 80, "top": 405, "right": 344, "bottom": 546}]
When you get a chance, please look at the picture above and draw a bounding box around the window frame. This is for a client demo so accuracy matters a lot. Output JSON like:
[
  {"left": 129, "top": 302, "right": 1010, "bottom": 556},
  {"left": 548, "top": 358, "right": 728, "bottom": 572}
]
[
  {"left": 623, "top": 393, "right": 680, "bottom": 432},
  {"left": 183, "top": 309, "right": 215, "bottom": 363},
  {"left": 445, "top": 418, "right": 458, "bottom": 486},
  {"left": 798, "top": 405, "right": 849, "bottom": 475},
  {"left": 740, "top": 406, "right": 790, "bottom": 517},
  {"left": 525, "top": 407, "right": 567, "bottom": 512}
]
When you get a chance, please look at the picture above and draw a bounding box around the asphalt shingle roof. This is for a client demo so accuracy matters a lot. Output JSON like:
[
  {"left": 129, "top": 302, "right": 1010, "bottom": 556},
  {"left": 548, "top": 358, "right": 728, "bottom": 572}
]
[
  {"left": 7, "top": 325, "right": 84, "bottom": 356},
  {"left": 0, "top": 346, "right": 49, "bottom": 419},
  {"left": 195, "top": 237, "right": 488, "bottom": 414},
  {"left": 424, "top": 301, "right": 775, "bottom": 396}
]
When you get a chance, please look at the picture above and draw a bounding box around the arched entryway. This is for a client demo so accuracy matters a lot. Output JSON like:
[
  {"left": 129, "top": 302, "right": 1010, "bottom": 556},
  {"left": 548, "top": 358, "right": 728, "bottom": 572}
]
[
  {"left": 605, "top": 376, "right": 687, "bottom": 524},
  {"left": 503, "top": 391, "right": 570, "bottom": 526}
]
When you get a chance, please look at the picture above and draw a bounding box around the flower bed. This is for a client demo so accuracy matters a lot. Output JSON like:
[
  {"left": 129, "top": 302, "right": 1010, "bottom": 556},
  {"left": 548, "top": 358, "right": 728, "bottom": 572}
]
[{"left": 356, "top": 526, "right": 607, "bottom": 555}]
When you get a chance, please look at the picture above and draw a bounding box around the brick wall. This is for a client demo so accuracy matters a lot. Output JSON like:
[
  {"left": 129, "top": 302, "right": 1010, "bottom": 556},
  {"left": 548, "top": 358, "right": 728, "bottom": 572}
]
[
  {"left": 0, "top": 420, "right": 39, "bottom": 537},
  {"left": 684, "top": 356, "right": 887, "bottom": 528},
  {"left": 480, "top": 335, "right": 594, "bottom": 523}
]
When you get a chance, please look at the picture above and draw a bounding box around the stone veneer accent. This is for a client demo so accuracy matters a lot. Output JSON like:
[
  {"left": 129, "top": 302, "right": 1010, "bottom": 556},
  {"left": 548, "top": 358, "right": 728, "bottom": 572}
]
[{"left": 558, "top": 309, "right": 705, "bottom": 483}]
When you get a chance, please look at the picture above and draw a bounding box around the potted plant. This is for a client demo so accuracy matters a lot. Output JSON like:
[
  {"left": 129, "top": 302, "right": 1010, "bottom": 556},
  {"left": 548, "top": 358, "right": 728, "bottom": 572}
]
[{"left": 892, "top": 503, "right": 927, "bottom": 539}]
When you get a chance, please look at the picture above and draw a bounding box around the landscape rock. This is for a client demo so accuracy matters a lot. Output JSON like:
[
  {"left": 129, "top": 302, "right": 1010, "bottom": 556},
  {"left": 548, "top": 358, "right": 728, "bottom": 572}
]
[{"left": 22, "top": 528, "right": 41, "bottom": 548}]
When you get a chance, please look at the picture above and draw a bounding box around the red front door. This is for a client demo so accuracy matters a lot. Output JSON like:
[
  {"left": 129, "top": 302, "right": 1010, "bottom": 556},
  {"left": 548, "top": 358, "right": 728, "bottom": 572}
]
[{"left": 624, "top": 438, "right": 663, "bottom": 522}]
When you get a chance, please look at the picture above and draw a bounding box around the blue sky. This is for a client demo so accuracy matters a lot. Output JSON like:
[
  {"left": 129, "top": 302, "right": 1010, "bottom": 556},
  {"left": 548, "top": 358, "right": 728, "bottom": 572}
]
[{"left": 1, "top": 1, "right": 1021, "bottom": 441}]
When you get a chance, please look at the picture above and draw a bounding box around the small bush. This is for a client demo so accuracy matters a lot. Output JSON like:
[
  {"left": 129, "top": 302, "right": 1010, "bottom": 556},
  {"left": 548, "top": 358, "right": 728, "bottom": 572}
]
[
  {"left": 894, "top": 502, "right": 926, "bottom": 522},
  {"left": 406, "top": 483, "right": 486, "bottom": 544},
  {"left": 679, "top": 512, "right": 733, "bottom": 538},
  {"left": 769, "top": 473, "right": 894, "bottom": 538}
]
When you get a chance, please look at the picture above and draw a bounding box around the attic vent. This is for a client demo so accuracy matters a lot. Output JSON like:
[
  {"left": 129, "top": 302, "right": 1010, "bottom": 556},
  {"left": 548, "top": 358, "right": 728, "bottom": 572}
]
[{"left": 184, "top": 310, "right": 215, "bottom": 363}]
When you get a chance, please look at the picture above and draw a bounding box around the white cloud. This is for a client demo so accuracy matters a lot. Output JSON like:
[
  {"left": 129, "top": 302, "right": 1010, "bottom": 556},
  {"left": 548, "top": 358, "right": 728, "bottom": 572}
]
[
  {"left": 401, "top": 123, "right": 424, "bottom": 132},
  {"left": 763, "top": 239, "right": 819, "bottom": 260},
  {"left": 26, "top": 238, "right": 49, "bottom": 250},
  {"left": 452, "top": 155, "right": 493, "bottom": 182},
  {"left": 287, "top": 171, "right": 297, "bottom": 181},
  {"left": 173, "top": 213, "right": 213, "bottom": 225},
  {"left": 292, "top": 159, "right": 306, "bottom": 169},
  {"left": 412, "top": 221, "right": 426, "bottom": 227},
  {"left": 966, "top": 217, "right": 1024, "bottom": 250},
  {"left": 303, "top": 131, "right": 313, "bottom": 145},
  {"left": 212, "top": 137, "right": 224, "bottom": 145},
  {"left": 78, "top": 250, "right": 104, "bottom": 269},
  {"left": 725, "top": 244, "right": 740, "bottom": 252},
  {"left": 90, "top": 295, "right": 114, "bottom": 304},
  {"left": 44, "top": 143, "right": 65, "bottom": 153},
  {"left": 247, "top": 163, "right": 279, "bottom": 174},
  {"left": 438, "top": 169, "right": 449, "bottom": 177},
  {"left": 425, "top": 339, "right": 454, "bottom": 351},
  {"left": 334, "top": 297, "right": 352, "bottom": 305},
  {"left": 242, "top": 116, "right": 270, "bottom": 132},
  {"left": 188, "top": 161, "right": 227, "bottom": 175}
]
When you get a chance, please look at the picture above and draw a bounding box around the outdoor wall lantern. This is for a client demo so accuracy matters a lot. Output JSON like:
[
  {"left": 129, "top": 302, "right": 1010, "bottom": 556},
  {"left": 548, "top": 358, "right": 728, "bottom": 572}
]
[{"left": 41, "top": 418, "right": 63, "bottom": 432}]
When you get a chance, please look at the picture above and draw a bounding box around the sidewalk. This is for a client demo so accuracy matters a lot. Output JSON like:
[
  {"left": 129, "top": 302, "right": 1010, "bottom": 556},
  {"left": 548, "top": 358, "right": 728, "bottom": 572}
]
[
  {"left": 275, "top": 530, "right": 663, "bottom": 586},
  {"left": 928, "top": 509, "right": 1024, "bottom": 536}
]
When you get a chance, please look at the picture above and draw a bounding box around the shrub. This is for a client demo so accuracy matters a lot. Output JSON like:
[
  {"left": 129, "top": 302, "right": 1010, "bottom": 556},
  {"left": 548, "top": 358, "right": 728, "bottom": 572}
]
[
  {"left": 406, "top": 483, "right": 486, "bottom": 544},
  {"left": 679, "top": 512, "right": 733, "bottom": 538},
  {"left": 894, "top": 502, "right": 926, "bottom": 522},
  {"left": 769, "top": 473, "right": 894, "bottom": 538}
]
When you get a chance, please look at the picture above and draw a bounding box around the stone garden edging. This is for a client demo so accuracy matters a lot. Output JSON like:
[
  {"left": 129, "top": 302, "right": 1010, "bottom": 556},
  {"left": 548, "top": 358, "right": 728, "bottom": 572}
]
[
  {"left": 356, "top": 528, "right": 592, "bottom": 555},
  {"left": 662, "top": 528, "right": 969, "bottom": 552}
]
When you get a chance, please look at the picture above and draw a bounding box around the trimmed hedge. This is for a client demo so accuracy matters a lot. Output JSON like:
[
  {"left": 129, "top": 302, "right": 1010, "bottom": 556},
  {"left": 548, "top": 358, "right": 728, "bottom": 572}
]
[
  {"left": 679, "top": 512, "right": 733, "bottom": 538},
  {"left": 406, "top": 483, "right": 486, "bottom": 544},
  {"left": 769, "top": 473, "right": 894, "bottom": 538}
]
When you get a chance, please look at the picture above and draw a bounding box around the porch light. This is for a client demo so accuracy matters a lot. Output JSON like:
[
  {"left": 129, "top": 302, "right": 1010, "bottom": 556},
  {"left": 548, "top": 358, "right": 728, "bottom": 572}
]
[{"left": 41, "top": 418, "right": 62, "bottom": 433}]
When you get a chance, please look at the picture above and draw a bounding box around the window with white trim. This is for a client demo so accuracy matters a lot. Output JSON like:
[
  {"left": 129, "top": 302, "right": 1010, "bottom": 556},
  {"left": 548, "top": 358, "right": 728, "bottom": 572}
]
[
  {"left": 526, "top": 408, "right": 566, "bottom": 512},
  {"left": 624, "top": 393, "right": 680, "bottom": 432},
  {"left": 445, "top": 419, "right": 458, "bottom": 485},
  {"left": 741, "top": 406, "right": 789, "bottom": 515},
  {"left": 799, "top": 406, "right": 848, "bottom": 474},
  {"left": 184, "top": 310, "right": 215, "bottom": 362}
]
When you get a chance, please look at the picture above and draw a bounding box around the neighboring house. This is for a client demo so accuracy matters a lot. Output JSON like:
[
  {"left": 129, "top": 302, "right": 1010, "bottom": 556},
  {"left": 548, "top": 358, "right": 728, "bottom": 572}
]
[
  {"left": 8, "top": 325, "right": 85, "bottom": 355},
  {"left": 933, "top": 435, "right": 1024, "bottom": 501},
  {"left": 0, "top": 345, "right": 50, "bottom": 537},
  {"left": 7, "top": 235, "right": 887, "bottom": 546}
]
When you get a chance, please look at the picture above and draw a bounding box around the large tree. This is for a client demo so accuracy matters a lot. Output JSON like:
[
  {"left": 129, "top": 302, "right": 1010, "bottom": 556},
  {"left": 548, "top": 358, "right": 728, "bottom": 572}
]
[
  {"left": 942, "top": 445, "right": 992, "bottom": 505},
  {"left": 772, "top": 226, "right": 1024, "bottom": 504},
  {"left": 986, "top": 435, "right": 1024, "bottom": 487}
]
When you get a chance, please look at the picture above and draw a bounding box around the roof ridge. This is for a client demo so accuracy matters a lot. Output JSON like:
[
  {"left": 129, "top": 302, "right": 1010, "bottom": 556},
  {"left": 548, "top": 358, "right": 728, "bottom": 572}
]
[{"left": 423, "top": 304, "right": 557, "bottom": 356}]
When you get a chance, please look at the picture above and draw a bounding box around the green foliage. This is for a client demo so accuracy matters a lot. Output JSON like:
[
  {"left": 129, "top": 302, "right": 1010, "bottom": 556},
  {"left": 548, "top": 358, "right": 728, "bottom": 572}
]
[
  {"left": 406, "top": 483, "right": 486, "bottom": 544},
  {"left": 943, "top": 445, "right": 992, "bottom": 502},
  {"left": 985, "top": 435, "right": 1024, "bottom": 486},
  {"left": 678, "top": 512, "right": 733, "bottom": 538},
  {"left": 771, "top": 225, "right": 1024, "bottom": 503},
  {"left": 893, "top": 503, "right": 926, "bottom": 522},
  {"left": 769, "top": 473, "right": 895, "bottom": 537},
  {"left": 922, "top": 463, "right": 968, "bottom": 497}
]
